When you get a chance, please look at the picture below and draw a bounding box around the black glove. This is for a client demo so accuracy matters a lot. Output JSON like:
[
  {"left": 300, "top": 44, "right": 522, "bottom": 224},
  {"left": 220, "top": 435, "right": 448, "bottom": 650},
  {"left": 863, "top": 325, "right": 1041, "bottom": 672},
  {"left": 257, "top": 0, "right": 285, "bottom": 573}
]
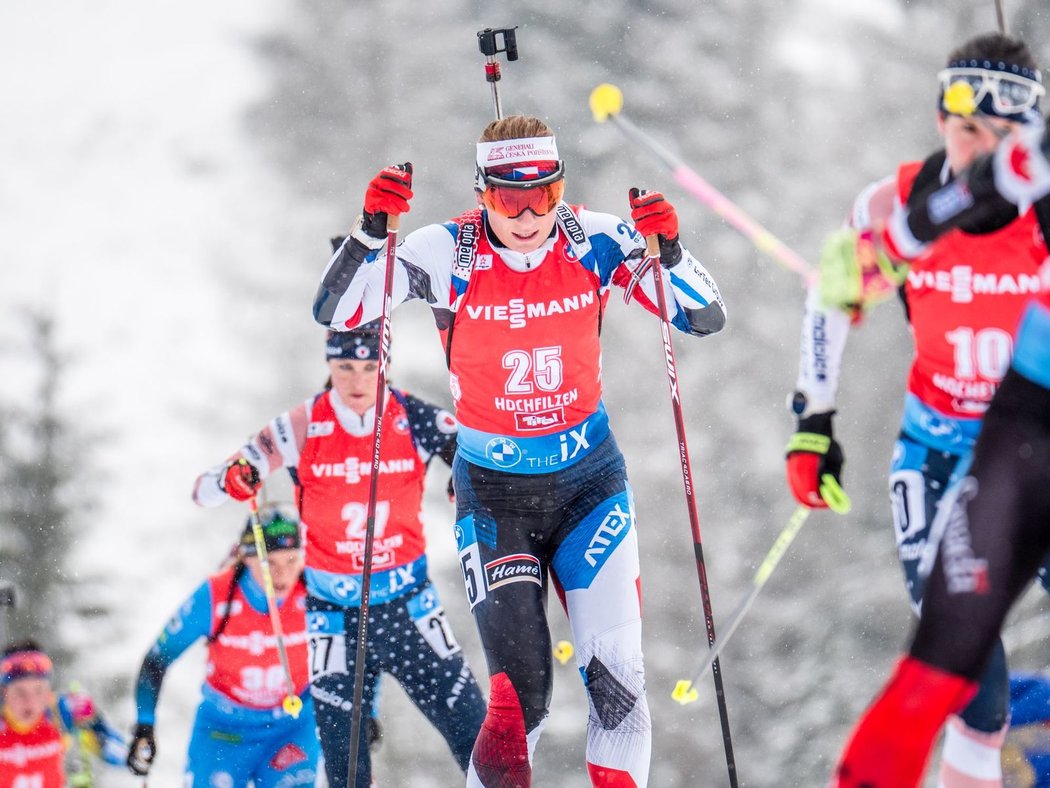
[
  {"left": 904, "top": 151, "right": 1017, "bottom": 240},
  {"left": 127, "top": 722, "right": 156, "bottom": 777}
]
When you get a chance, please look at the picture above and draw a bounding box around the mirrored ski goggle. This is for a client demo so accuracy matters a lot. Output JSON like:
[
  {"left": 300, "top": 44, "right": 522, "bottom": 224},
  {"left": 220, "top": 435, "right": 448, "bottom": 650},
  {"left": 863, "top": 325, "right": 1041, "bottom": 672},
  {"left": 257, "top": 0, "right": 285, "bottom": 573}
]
[
  {"left": 0, "top": 651, "right": 53, "bottom": 686},
  {"left": 477, "top": 161, "right": 566, "bottom": 219},
  {"left": 938, "top": 67, "right": 1044, "bottom": 118}
]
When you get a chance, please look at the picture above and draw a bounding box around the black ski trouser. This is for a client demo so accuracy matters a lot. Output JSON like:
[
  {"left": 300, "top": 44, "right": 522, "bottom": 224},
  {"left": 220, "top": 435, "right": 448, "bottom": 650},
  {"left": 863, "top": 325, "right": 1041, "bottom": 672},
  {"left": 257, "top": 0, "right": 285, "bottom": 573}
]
[{"left": 911, "top": 368, "right": 1050, "bottom": 680}]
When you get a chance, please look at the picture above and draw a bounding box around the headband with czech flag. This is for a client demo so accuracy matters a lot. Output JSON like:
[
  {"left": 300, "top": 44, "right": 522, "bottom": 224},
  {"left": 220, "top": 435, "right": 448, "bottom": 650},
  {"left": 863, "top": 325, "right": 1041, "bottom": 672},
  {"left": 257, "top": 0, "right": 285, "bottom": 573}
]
[{"left": 475, "top": 136, "right": 565, "bottom": 190}]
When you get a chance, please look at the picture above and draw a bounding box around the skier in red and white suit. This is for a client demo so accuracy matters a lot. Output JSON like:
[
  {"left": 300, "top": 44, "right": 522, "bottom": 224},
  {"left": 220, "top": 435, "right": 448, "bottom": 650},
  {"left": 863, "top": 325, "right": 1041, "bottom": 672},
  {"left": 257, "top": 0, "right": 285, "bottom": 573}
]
[
  {"left": 833, "top": 104, "right": 1050, "bottom": 785},
  {"left": 312, "top": 115, "right": 726, "bottom": 787},
  {"left": 786, "top": 32, "right": 1046, "bottom": 786},
  {"left": 193, "top": 323, "right": 485, "bottom": 788}
]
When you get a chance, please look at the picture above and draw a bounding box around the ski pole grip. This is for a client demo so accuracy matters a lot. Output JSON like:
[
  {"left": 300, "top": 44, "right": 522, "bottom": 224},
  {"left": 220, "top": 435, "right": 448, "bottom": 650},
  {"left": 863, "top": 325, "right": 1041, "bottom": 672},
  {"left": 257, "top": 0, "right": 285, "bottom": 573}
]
[
  {"left": 645, "top": 234, "right": 660, "bottom": 259},
  {"left": 819, "top": 474, "right": 853, "bottom": 515},
  {"left": 387, "top": 214, "right": 400, "bottom": 232}
]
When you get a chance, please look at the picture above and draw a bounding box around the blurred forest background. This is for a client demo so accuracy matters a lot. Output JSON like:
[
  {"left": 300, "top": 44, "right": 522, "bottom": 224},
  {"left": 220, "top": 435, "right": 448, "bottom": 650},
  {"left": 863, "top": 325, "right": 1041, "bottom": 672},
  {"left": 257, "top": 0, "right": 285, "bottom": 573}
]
[{"left": 2, "top": 0, "right": 1049, "bottom": 785}]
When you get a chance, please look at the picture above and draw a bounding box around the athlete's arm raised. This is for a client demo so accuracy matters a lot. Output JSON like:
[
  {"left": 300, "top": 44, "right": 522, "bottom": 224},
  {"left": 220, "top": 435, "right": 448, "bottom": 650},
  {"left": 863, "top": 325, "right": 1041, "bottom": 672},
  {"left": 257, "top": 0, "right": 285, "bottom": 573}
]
[
  {"left": 584, "top": 199, "right": 726, "bottom": 336},
  {"left": 314, "top": 163, "right": 456, "bottom": 330}
]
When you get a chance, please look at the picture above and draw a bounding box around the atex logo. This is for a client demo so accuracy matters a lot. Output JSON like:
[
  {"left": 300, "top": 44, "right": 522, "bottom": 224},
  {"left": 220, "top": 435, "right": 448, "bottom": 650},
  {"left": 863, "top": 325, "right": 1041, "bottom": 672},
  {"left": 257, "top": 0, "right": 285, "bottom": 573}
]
[
  {"left": 907, "top": 265, "right": 1042, "bottom": 303},
  {"left": 585, "top": 504, "right": 631, "bottom": 567}
]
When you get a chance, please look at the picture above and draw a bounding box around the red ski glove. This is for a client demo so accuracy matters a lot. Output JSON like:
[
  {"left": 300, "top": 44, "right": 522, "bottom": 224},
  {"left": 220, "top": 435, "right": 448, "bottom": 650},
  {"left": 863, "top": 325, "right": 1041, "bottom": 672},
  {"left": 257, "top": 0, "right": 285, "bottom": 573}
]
[
  {"left": 360, "top": 163, "right": 413, "bottom": 240},
  {"left": 222, "top": 458, "right": 261, "bottom": 502},
  {"left": 785, "top": 411, "right": 851, "bottom": 512},
  {"left": 629, "top": 188, "right": 679, "bottom": 239},
  {"left": 629, "top": 188, "right": 681, "bottom": 265}
]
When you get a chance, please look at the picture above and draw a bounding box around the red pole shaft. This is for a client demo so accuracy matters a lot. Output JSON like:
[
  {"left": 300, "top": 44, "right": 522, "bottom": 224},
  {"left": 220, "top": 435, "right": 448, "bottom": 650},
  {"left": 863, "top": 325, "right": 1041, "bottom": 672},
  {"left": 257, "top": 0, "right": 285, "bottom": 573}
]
[
  {"left": 346, "top": 213, "right": 399, "bottom": 788},
  {"left": 646, "top": 235, "right": 738, "bottom": 786}
]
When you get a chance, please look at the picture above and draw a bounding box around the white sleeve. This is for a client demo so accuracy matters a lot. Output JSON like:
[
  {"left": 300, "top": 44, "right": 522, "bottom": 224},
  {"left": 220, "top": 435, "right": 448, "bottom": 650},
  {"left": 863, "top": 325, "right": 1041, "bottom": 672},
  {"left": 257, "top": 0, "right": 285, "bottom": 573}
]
[
  {"left": 794, "top": 175, "right": 900, "bottom": 412},
  {"left": 320, "top": 224, "right": 455, "bottom": 329},
  {"left": 795, "top": 287, "right": 852, "bottom": 413},
  {"left": 191, "top": 399, "right": 312, "bottom": 507},
  {"left": 581, "top": 208, "right": 726, "bottom": 335}
]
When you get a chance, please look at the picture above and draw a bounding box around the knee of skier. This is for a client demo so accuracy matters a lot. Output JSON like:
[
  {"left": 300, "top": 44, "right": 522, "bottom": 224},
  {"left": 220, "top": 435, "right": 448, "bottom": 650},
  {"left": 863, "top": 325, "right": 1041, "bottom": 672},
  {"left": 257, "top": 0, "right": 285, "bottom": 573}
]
[
  {"left": 582, "top": 653, "right": 646, "bottom": 731},
  {"left": 484, "top": 671, "right": 548, "bottom": 736}
]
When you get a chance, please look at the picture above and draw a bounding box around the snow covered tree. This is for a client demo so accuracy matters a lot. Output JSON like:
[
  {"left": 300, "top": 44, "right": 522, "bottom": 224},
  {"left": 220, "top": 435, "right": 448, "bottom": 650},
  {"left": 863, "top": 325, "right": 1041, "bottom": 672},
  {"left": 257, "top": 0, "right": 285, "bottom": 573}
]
[{"left": 0, "top": 311, "right": 103, "bottom": 667}]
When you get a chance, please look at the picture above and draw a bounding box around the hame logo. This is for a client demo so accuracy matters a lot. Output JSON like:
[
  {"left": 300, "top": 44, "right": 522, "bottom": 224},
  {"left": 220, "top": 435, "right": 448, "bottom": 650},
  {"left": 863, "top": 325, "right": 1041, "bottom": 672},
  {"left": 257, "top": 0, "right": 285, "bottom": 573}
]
[
  {"left": 907, "top": 266, "right": 1042, "bottom": 303},
  {"left": 484, "top": 554, "right": 541, "bottom": 590}
]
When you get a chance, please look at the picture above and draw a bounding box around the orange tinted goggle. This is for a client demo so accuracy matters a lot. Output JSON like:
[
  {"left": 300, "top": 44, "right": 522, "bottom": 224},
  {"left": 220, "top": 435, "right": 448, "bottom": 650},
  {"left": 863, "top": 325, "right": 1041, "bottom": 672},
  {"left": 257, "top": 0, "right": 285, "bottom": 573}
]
[
  {"left": 1, "top": 651, "right": 53, "bottom": 685},
  {"left": 481, "top": 179, "right": 565, "bottom": 219}
]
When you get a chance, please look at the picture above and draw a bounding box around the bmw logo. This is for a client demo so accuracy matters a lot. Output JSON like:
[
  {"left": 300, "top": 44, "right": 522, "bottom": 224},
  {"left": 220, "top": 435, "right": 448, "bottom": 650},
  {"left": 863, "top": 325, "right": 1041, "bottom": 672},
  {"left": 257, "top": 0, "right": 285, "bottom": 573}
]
[
  {"left": 919, "top": 412, "right": 961, "bottom": 444},
  {"left": 485, "top": 437, "right": 522, "bottom": 469},
  {"left": 334, "top": 577, "right": 361, "bottom": 603}
]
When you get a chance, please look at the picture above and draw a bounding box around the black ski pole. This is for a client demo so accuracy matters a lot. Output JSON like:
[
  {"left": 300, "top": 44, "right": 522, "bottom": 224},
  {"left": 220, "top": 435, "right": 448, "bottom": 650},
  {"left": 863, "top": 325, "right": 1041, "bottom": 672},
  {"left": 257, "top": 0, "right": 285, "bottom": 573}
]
[
  {"left": 641, "top": 233, "right": 739, "bottom": 787},
  {"left": 346, "top": 208, "right": 401, "bottom": 788},
  {"left": 477, "top": 27, "right": 518, "bottom": 120}
]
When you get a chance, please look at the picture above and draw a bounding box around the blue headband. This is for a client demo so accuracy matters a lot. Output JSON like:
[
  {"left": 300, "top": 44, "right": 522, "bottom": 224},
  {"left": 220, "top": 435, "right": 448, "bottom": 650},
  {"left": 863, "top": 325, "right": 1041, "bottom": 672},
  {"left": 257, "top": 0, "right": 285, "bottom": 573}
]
[
  {"left": 939, "top": 59, "right": 1044, "bottom": 124},
  {"left": 325, "top": 325, "right": 381, "bottom": 361},
  {"left": 947, "top": 58, "right": 1041, "bottom": 83}
]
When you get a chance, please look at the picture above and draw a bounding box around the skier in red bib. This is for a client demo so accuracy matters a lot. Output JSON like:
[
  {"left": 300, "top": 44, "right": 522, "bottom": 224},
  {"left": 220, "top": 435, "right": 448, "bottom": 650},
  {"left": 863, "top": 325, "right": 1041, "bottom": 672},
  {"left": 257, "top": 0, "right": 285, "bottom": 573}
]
[
  {"left": 785, "top": 32, "right": 1045, "bottom": 786},
  {"left": 834, "top": 107, "right": 1050, "bottom": 780},
  {"left": 128, "top": 508, "right": 319, "bottom": 787},
  {"left": 1, "top": 640, "right": 126, "bottom": 788},
  {"left": 193, "top": 322, "right": 485, "bottom": 788},
  {"left": 312, "top": 115, "right": 726, "bottom": 787}
]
